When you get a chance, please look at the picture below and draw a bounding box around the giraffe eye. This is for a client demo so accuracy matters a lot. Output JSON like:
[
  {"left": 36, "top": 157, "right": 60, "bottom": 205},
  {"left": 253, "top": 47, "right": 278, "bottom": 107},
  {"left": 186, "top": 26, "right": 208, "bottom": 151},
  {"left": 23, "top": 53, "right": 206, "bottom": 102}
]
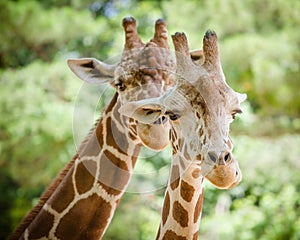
[
  {"left": 166, "top": 111, "right": 180, "bottom": 121},
  {"left": 115, "top": 80, "right": 126, "bottom": 91},
  {"left": 169, "top": 114, "right": 179, "bottom": 121}
]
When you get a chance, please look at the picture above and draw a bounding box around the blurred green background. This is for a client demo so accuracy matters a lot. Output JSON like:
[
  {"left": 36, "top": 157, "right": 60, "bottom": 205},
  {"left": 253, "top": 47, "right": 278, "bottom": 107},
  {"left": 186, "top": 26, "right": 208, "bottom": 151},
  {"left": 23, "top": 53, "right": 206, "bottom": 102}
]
[{"left": 0, "top": 0, "right": 299, "bottom": 239}]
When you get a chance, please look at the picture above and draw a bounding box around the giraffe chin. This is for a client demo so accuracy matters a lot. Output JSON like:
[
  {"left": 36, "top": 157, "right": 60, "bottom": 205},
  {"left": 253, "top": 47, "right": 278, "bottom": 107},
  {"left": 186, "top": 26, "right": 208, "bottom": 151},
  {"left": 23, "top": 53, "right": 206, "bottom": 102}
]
[
  {"left": 205, "top": 165, "right": 241, "bottom": 190},
  {"left": 136, "top": 122, "right": 170, "bottom": 151}
]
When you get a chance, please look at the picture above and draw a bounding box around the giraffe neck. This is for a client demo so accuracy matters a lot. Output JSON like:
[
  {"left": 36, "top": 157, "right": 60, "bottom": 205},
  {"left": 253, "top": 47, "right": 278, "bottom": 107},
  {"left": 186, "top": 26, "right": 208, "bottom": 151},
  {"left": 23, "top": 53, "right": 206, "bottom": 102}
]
[
  {"left": 156, "top": 127, "right": 205, "bottom": 240},
  {"left": 156, "top": 154, "right": 205, "bottom": 240},
  {"left": 10, "top": 93, "right": 142, "bottom": 240}
]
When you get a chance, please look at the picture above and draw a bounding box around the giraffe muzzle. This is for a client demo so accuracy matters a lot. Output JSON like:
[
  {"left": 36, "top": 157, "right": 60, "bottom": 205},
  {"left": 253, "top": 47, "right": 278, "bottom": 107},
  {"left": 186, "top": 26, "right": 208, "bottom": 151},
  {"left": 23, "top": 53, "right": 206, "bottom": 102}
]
[{"left": 205, "top": 151, "right": 242, "bottom": 189}]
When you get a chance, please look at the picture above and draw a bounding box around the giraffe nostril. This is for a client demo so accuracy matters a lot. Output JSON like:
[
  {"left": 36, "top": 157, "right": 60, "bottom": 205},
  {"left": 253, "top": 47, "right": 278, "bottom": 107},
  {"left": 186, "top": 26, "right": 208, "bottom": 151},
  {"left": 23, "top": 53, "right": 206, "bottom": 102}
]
[
  {"left": 161, "top": 116, "right": 167, "bottom": 124},
  {"left": 208, "top": 151, "right": 217, "bottom": 163},
  {"left": 153, "top": 116, "right": 167, "bottom": 125},
  {"left": 224, "top": 153, "right": 231, "bottom": 162}
]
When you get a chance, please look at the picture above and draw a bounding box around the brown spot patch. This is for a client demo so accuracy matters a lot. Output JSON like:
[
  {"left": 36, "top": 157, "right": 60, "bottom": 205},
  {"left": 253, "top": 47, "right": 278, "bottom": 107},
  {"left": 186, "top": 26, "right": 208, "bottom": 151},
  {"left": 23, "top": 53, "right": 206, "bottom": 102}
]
[
  {"left": 80, "top": 131, "right": 103, "bottom": 157},
  {"left": 48, "top": 167, "right": 75, "bottom": 213},
  {"left": 95, "top": 122, "right": 104, "bottom": 149},
  {"left": 170, "top": 165, "right": 180, "bottom": 191},
  {"left": 170, "top": 129, "right": 177, "bottom": 144},
  {"left": 106, "top": 116, "right": 128, "bottom": 155},
  {"left": 178, "top": 138, "right": 183, "bottom": 149},
  {"left": 198, "top": 126, "right": 203, "bottom": 136},
  {"left": 162, "top": 230, "right": 187, "bottom": 240},
  {"left": 162, "top": 192, "right": 170, "bottom": 225},
  {"left": 75, "top": 160, "right": 96, "bottom": 194},
  {"left": 172, "top": 201, "right": 188, "bottom": 228},
  {"left": 27, "top": 209, "right": 54, "bottom": 239},
  {"left": 171, "top": 141, "right": 178, "bottom": 153},
  {"left": 172, "top": 149, "right": 178, "bottom": 156},
  {"left": 131, "top": 145, "right": 141, "bottom": 167},
  {"left": 183, "top": 144, "right": 190, "bottom": 160},
  {"left": 193, "top": 231, "right": 199, "bottom": 240},
  {"left": 172, "top": 127, "right": 177, "bottom": 139},
  {"left": 112, "top": 100, "right": 122, "bottom": 123},
  {"left": 179, "top": 156, "right": 186, "bottom": 170},
  {"left": 129, "top": 130, "right": 137, "bottom": 141},
  {"left": 203, "top": 135, "right": 207, "bottom": 145},
  {"left": 104, "top": 150, "right": 128, "bottom": 171},
  {"left": 56, "top": 193, "right": 112, "bottom": 239},
  {"left": 180, "top": 180, "right": 195, "bottom": 202},
  {"left": 98, "top": 150, "right": 130, "bottom": 195},
  {"left": 195, "top": 154, "right": 202, "bottom": 161},
  {"left": 194, "top": 190, "right": 204, "bottom": 223},
  {"left": 169, "top": 129, "right": 173, "bottom": 142},
  {"left": 192, "top": 168, "right": 201, "bottom": 179},
  {"left": 104, "top": 92, "right": 119, "bottom": 115}
]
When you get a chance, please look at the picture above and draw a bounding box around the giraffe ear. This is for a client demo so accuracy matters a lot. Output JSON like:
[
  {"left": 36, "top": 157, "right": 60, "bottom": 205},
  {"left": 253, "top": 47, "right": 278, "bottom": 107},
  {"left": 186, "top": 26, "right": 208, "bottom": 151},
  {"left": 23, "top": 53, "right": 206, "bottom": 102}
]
[
  {"left": 119, "top": 98, "right": 164, "bottom": 124},
  {"left": 236, "top": 92, "right": 247, "bottom": 103},
  {"left": 67, "top": 58, "right": 117, "bottom": 84}
]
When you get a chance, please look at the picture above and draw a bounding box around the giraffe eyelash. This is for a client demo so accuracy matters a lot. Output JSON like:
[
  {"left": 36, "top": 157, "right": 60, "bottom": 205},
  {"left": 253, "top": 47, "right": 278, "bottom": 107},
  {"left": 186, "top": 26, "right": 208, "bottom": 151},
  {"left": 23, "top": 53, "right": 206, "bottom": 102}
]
[
  {"left": 165, "top": 111, "right": 181, "bottom": 121},
  {"left": 231, "top": 109, "right": 243, "bottom": 119}
]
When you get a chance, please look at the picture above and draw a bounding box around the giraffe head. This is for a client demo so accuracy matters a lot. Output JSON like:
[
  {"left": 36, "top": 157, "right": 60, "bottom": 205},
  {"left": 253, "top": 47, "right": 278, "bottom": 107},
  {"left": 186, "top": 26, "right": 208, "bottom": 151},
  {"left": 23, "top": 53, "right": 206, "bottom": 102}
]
[
  {"left": 119, "top": 31, "right": 247, "bottom": 189},
  {"left": 67, "top": 17, "right": 175, "bottom": 150}
]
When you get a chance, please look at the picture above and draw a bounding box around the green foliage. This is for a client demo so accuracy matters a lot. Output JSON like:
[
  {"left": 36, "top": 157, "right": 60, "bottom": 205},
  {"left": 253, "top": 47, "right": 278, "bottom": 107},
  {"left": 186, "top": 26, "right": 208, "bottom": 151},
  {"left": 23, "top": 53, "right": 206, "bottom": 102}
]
[
  {"left": 0, "top": 0, "right": 299, "bottom": 239},
  {"left": 0, "top": 169, "right": 18, "bottom": 238},
  {"left": 104, "top": 193, "right": 161, "bottom": 240},
  {"left": 0, "top": 1, "right": 98, "bottom": 66},
  {"left": 221, "top": 31, "right": 300, "bottom": 117}
]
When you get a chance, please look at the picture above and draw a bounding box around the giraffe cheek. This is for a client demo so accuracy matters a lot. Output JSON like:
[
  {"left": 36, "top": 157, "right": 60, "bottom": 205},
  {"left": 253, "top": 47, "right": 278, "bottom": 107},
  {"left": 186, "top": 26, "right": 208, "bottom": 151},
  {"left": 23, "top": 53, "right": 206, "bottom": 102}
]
[{"left": 205, "top": 166, "right": 237, "bottom": 189}]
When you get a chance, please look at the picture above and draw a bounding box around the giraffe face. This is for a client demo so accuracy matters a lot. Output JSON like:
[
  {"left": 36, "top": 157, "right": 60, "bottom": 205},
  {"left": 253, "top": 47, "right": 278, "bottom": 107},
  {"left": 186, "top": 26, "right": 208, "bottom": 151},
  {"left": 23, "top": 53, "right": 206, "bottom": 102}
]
[
  {"left": 193, "top": 82, "right": 245, "bottom": 189},
  {"left": 170, "top": 31, "right": 247, "bottom": 189},
  {"left": 118, "top": 83, "right": 245, "bottom": 189},
  {"left": 119, "top": 31, "right": 247, "bottom": 189},
  {"left": 112, "top": 41, "right": 175, "bottom": 150},
  {"left": 67, "top": 18, "right": 175, "bottom": 151},
  {"left": 166, "top": 83, "right": 244, "bottom": 189}
]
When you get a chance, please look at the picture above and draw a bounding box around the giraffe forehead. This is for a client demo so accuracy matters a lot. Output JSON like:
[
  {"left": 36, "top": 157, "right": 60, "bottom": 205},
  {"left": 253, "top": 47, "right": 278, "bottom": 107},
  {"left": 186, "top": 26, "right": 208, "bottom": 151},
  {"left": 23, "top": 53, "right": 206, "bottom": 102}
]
[
  {"left": 167, "top": 85, "right": 234, "bottom": 150},
  {"left": 117, "top": 45, "right": 175, "bottom": 83},
  {"left": 177, "top": 62, "right": 238, "bottom": 107},
  {"left": 188, "top": 80, "right": 237, "bottom": 116}
]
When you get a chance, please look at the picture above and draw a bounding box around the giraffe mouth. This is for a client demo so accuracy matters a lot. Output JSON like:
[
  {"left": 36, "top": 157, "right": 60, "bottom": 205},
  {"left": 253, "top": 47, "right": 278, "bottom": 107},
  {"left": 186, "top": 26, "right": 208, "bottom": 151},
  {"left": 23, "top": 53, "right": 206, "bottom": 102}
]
[
  {"left": 153, "top": 116, "right": 167, "bottom": 125},
  {"left": 205, "top": 165, "right": 241, "bottom": 189}
]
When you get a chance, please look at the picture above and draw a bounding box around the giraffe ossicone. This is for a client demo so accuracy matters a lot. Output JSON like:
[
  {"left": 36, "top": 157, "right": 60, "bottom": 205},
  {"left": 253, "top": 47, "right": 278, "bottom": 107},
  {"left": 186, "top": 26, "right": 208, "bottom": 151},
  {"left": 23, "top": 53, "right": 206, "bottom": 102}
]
[{"left": 120, "top": 30, "right": 247, "bottom": 239}]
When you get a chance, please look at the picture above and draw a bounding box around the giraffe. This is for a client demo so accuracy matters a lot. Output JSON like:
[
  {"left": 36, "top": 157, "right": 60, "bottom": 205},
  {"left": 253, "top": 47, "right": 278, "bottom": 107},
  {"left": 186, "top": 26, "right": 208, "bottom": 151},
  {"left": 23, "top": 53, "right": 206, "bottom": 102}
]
[
  {"left": 9, "top": 17, "right": 175, "bottom": 240},
  {"left": 119, "top": 31, "right": 247, "bottom": 239}
]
